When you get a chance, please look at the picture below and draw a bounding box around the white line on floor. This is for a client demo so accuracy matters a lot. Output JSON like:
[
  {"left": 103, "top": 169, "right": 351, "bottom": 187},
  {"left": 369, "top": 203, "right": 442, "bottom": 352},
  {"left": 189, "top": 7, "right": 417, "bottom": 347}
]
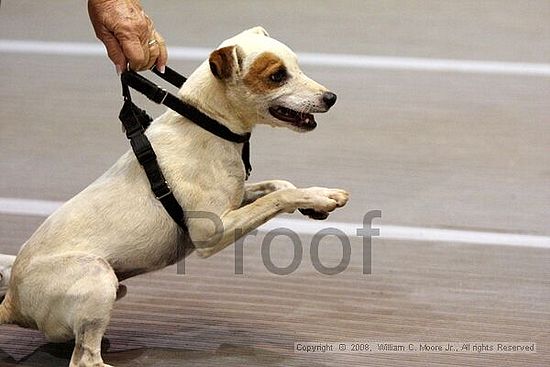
[
  {"left": 0, "top": 197, "right": 61, "bottom": 217},
  {"left": 1, "top": 197, "right": 549, "bottom": 249},
  {"left": 2, "top": 39, "right": 550, "bottom": 76}
]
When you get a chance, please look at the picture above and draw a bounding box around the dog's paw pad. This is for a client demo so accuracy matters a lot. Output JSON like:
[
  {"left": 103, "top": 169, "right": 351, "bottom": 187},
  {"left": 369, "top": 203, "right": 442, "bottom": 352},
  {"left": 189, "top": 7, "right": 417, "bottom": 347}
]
[{"left": 298, "top": 208, "right": 329, "bottom": 220}]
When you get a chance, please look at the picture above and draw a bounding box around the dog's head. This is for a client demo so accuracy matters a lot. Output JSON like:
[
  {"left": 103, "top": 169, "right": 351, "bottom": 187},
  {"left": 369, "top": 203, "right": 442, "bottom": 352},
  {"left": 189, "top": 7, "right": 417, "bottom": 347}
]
[{"left": 208, "top": 26, "right": 337, "bottom": 132}]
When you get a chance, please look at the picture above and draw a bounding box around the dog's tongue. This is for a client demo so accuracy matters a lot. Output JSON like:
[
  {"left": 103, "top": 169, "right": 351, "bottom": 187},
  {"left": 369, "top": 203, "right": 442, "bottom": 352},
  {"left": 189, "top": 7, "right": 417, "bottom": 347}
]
[
  {"left": 300, "top": 113, "right": 315, "bottom": 126},
  {"left": 299, "top": 112, "right": 312, "bottom": 122},
  {"left": 294, "top": 112, "right": 317, "bottom": 130}
]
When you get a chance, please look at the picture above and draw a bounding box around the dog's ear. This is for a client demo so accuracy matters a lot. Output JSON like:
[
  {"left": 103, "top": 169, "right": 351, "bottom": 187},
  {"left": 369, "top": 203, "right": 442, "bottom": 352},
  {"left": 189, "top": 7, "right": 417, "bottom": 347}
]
[
  {"left": 248, "top": 26, "right": 270, "bottom": 37},
  {"left": 209, "top": 45, "right": 244, "bottom": 80}
]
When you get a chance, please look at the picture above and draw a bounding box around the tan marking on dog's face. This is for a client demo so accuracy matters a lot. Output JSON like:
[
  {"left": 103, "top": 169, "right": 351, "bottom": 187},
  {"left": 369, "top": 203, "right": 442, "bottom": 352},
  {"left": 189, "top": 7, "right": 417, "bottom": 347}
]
[{"left": 243, "top": 52, "right": 287, "bottom": 93}]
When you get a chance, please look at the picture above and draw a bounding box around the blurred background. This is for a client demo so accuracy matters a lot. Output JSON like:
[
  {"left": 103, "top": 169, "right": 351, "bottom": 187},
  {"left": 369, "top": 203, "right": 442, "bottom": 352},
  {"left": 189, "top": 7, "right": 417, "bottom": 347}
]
[{"left": 1, "top": 1, "right": 549, "bottom": 366}]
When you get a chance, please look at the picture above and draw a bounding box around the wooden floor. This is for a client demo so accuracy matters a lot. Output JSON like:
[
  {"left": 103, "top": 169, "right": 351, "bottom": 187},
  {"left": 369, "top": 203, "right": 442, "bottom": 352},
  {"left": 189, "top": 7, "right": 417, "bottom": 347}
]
[
  {"left": 1, "top": 1, "right": 549, "bottom": 366},
  {"left": 1, "top": 214, "right": 549, "bottom": 366}
]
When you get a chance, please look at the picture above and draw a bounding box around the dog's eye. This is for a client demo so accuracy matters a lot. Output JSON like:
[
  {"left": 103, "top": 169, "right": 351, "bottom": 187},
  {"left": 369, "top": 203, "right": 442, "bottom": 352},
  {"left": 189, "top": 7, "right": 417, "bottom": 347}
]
[{"left": 269, "top": 68, "right": 287, "bottom": 83}]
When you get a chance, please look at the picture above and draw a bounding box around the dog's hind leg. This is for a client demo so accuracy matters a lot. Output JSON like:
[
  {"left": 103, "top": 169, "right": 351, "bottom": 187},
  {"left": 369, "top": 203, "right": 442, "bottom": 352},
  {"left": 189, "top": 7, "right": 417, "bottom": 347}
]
[
  {"left": 66, "top": 256, "right": 117, "bottom": 367},
  {"left": 0, "top": 254, "right": 16, "bottom": 299},
  {"left": 70, "top": 317, "right": 114, "bottom": 367},
  {"left": 13, "top": 253, "right": 118, "bottom": 367}
]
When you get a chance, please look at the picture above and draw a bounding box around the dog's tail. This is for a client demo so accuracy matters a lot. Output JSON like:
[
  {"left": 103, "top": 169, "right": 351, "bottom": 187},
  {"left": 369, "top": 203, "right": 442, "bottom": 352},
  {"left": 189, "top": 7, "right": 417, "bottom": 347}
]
[
  {"left": 0, "top": 254, "right": 16, "bottom": 299},
  {"left": 0, "top": 254, "right": 16, "bottom": 324},
  {"left": 0, "top": 302, "right": 12, "bottom": 324},
  {"left": 0, "top": 288, "right": 15, "bottom": 324}
]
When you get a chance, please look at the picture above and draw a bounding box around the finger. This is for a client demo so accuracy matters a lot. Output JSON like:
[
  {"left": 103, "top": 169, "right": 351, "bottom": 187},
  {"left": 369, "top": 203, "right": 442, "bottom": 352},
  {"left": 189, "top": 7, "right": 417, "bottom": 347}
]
[
  {"left": 140, "top": 40, "right": 151, "bottom": 71},
  {"left": 118, "top": 34, "right": 148, "bottom": 71},
  {"left": 98, "top": 30, "right": 127, "bottom": 74},
  {"left": 154, "top": 31, "right": 168, "bottom": 72},
  {"left": 135, "top": 12, "right": 155, "bottom": 71},
  {"left": 145, "top": 39, "right": 160, "bottom": 70}
]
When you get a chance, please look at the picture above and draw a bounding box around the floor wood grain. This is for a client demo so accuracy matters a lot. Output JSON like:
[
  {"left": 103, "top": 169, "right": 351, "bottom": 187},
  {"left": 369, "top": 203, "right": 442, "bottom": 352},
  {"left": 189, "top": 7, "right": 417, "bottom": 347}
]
[
  {"left": 1, "top": 215, "right": 549, "bottom": 366},
  {"left": 1, "top": 1, "right": 549, "bottom": 366}
]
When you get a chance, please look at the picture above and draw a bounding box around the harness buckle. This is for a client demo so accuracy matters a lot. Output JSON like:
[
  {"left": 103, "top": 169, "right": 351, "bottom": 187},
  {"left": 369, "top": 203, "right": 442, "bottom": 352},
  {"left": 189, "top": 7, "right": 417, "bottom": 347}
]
[
  {"left": 150, "top": 87, "right": 168, "bottom": 105},
  {"left": 155, "top": 183, "right": 172, "bottom": 200},
  {"left": 131, "top": 135, "right": 157, "bottom": 164}
]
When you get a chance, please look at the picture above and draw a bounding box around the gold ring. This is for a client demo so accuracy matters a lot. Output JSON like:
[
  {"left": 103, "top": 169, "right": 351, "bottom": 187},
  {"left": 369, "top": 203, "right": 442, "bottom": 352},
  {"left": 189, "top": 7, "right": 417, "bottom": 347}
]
[{"left": 148, "top": 39, "right": 158, "bottom": 46}]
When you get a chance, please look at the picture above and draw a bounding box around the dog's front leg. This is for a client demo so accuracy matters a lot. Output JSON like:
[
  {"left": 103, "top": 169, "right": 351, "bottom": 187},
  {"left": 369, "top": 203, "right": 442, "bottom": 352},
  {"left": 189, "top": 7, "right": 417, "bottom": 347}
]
[
  {"left": 241, "top": 180, "right": 296, "bottom": 205},
  {"left": 195, "top": 187, "right": 348, "bottom": 258},
  {"left": 242, "top": 180, "right": 332, "bottom": 220}
]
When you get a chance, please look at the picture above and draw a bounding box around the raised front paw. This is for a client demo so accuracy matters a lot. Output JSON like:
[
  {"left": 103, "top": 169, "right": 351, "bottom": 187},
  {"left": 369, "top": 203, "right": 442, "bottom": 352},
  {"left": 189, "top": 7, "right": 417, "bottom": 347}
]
[{"left": 299, "top": 187, "right": 349, "bottom": 214}]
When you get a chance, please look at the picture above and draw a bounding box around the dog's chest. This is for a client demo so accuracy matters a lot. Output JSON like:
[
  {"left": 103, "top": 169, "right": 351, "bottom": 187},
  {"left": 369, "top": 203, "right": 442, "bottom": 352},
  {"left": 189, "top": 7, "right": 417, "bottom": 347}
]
[{"left": 156, "top": 130, "right": 246, "bottom": 210}]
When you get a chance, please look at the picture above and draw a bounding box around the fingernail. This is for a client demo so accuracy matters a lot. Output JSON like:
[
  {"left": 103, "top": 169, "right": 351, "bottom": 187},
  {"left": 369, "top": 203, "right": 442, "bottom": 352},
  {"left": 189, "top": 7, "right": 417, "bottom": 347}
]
[
  {"left": 159, "top": 65, "right": 165, "bottom": 74},
  {"left": 116, "top": 65, "right": 123, "bottom": 75}
]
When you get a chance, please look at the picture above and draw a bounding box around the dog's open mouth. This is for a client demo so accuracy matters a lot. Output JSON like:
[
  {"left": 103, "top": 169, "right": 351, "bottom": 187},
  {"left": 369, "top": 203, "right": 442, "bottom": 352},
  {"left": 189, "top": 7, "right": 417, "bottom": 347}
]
[{"left": 269, "top": 106, "right": 317, "bottom": 131}]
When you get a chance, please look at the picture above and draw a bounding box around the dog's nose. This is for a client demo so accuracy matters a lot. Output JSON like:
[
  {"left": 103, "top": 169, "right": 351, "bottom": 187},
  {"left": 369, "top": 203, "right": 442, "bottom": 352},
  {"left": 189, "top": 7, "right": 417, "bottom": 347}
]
[{"left": 322, "top": 92, "right": 337, "bottom": 109}]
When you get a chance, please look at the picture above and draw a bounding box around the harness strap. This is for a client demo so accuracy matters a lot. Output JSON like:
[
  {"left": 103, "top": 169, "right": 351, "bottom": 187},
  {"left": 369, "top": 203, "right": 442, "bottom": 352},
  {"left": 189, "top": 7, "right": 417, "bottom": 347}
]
[
  {"left": 122, "top": 69, "right": 250, "bottom": 143},
  {"left": 151, "top": 64, "right": 187, "bottom": 88},
  {"left": 118, "top": 65, "right": 252, "bottom": 235},
  {"left": 118, "top": 86, "right": 189, "bottom": 234},
  {"left": 121, "top": 69, "right": 252, "bottom": 177}
]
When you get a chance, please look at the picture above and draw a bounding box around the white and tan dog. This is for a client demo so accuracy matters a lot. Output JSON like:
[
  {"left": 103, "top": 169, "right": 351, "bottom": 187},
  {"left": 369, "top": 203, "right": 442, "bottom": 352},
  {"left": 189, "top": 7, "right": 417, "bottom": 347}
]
[{"left": 0, "top": 27, "right": 348, "bottom": 366}]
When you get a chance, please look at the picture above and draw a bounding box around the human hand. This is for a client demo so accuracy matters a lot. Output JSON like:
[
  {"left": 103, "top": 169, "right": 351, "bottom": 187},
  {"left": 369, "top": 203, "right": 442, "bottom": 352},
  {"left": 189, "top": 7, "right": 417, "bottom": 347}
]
[{"left": 88, "top": 0, "right": 167, "bottom": 74}]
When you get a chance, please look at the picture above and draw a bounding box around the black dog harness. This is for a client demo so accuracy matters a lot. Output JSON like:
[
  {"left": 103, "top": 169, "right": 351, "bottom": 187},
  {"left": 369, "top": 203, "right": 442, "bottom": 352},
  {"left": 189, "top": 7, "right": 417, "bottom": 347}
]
[{"left": 118, "top": 66, "right": 252, "bottom": 232}]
